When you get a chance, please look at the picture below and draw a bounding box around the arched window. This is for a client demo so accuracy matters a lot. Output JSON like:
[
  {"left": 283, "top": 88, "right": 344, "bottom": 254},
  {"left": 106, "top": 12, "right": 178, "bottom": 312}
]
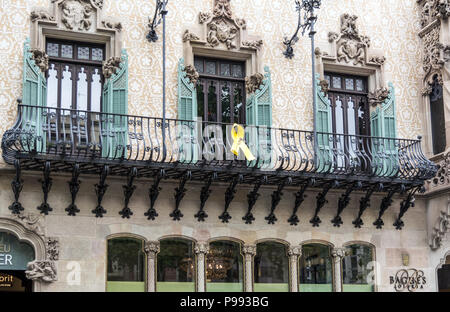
[
  {"left": 438, "top": 255, "right": 450, "bottom": 292},
  {"left": 299, "top": 243, "right": 333, "bottom": 292},
  {"left": 429, "top": 75, "right": 446, "bottom": 155},
  {"left": 342, "top": 244, "right": 375, "bottom": 292},
  {"left": 157, "top": 238, "right": 195, "bottom": 292},
  {"left": 206, "top": 240, "right": 244, "bottom": 292},
  {"left": 254, "top": 241, "right": 289, "bottom": 292},
  {"left": 106, "top": 237, "right": 146, "bottom": 292}
]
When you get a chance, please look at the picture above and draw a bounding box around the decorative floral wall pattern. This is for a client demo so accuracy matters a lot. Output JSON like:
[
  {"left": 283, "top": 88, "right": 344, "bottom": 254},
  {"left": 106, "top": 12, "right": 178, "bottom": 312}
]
[{"left": 0, "top": 0, "right": 425, "bottom": 166}]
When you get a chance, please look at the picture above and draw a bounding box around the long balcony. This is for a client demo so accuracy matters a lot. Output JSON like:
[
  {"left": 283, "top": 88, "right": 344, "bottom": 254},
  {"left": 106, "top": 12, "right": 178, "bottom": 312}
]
[{"left": 1, "top": 104, "right": 438, "bottom": 228}]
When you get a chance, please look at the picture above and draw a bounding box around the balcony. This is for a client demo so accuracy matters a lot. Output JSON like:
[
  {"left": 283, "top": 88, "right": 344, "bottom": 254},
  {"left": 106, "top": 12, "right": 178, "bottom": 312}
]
[{"left": 1, "top": 104, "right": 438, "bottom": 228}]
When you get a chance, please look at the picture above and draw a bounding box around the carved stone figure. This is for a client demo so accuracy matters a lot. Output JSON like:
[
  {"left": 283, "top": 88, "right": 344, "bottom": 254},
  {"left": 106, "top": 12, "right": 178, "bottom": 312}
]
[
  {"left": 31, "top": 49, "right": 49, "bottom": 72},
  {"left": 235, "top": 18, "right": 247, "bottom": 29},
  {"left": 103, "top": 56, "right": 122, "bottom": 79},
  {"left": 102, "top": 20, "right": 122, "bottom": 32},
  {"left": 369, "top": 87, "right": 390, "bottom": 107},
  {"left": 199, "top": 12, "right": 212, "bottom": 24},
  {"left": 14, "top": 212, "right": 44, "bottom": 236},
  {"left": 369, "top": 55, "right": 386, "bottom": 65},
  {"left": 30, "top": 9, "right": 55, "bottom": 22},
  {"left": 337, "top": 39, "right": 365, "bottom": 65},
  {"left": 340, "top": 13, "right": 359, "bottom": 38},
  {"left": 207, "top": 20, "right": 237, "bottom": 49},
  {"left": 184, "top": 64, "right": 200, "bottom": 86},
  {"left": 213, "top": 0, "right": 232, "bottom": 19},
  {"left": 245, "top": 73, "right": 264, "bottom": 94},
  {"left": 242, "top": 40, "right": 263, "bottom": 50},
  {"left": 183, "top": 30, "right": 200, "bottom": 43},
  {"left": 61, "top": 0, "right": 94, "bottom": 31},
  {"left": 46, "top": 238, "right": 60, "bottom": 261},
  {"left": 319, "top": 79, "right": 329, "bottom": 95},
  {"left": 25, "top": 260, "right": 57, "bottom": 282}
]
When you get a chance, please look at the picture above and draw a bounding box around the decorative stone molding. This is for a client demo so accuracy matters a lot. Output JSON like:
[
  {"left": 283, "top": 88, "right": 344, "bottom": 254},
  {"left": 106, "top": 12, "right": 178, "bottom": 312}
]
[
  {"left": 45, "top": 238, "right": 60, "bottom": 261},
  {"left": 288, "top": 246, "right": 301, "bottom": 292},
  {"left": 30, "top": 8, "right": 55, "bottom": 22},
  {"left": 195, "top": 242, "right": 209, "bottom": 292},
  {"left": 102, "top": 19, "right": 122, "bottom": 32},
  {"left": 245, "top": 73, "right": 264, "bottom": 94},
  {"left": 243, "top": 244, "right": 256, "bottom": 292},
  {"left": 422, "top": 26, "right": 444, "bottom": 86},
  {"left": 144, "top": 240, "right": 159, "bottom": 292},
  {"left": 428, "top": 151, "right": 450, "bottom": 189},
  {"left": 25, "top": 260, "right": 57, "bottom": 283},
  {"left": 102, "top": 56, "right": 122, "bottom": 79},
  {"left": 183, "top": 0, "right": 263, "bottom": 77},
  {"left": 144, "top": 240, "right": 160, "bottom": 259},
  {"left": 430, "top": 196, "right": 450, "bottom": 250},
  {"left": 31, "top": 49, "right": 49, "bottom": 72},
  {"left": 368, "top": 87, "right": 390, "bottom": 107},
  {"left": 419, "top": 0, "right": 450, "bottom": 29},
  {"left": 14, "top": 212, "right": 45, "bottom": 237},
  {"left": 331, "top": 247, "right": 346, "bottom": 292},
  {"left": 243, "top": 244, "right": 257, "bottom": 256},
  {"left": 331, "top": 247, "right": 346, "bottom": 262},
  {"left": 60, "top": 0, "right": 94, "bottom": 31}
]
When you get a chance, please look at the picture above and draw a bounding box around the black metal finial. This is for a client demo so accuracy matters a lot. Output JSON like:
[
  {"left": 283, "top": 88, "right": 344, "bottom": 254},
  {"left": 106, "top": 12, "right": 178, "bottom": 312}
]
[
  {"left": 283, "top": 0, "right": 321, "bottom": 59},
  {"left": 147, "top": 0, "right": 169, "bottom": 43}
]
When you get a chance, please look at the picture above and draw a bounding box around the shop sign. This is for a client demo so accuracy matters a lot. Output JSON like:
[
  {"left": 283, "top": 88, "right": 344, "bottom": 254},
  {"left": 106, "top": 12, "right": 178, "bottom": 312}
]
[
  {"left": 0, "top": 232, "right": 35, "bottom": 271},
  {"left": 0, "top": 273, "right": 13, "bottom": 288},
  {"left": 390, "top": 269, "right": 427, "bottom": 292}
]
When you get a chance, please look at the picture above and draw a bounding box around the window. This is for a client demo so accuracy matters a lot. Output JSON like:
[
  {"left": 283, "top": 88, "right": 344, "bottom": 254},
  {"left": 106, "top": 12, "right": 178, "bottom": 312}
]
[
  {"left": 206, "top": 241, "right": 244, "bottom": 292},
  {"left": 107, "top": 237, "right": 146, "bottom": 292},
  {"left": 46, "top": 40, "right": 105, "bottom": 112},
  {"left": 429, "top": 75, "right": 446, "bottom": 155},
  {"left": 254, "top": 242, "right": 289, "bottom": 292},
  {"left": 342, "top": 244, "right": 375, "bottom": 292},
  {"left": 157, "top": 238, "right": 196, "bottom": 292},
  {"left": 438, "top": 255, "right": 450, "bottom": 292},
  {"left": 299, "top": 244, "right": 333, "bottom": 292},
  {"left": 325, "top": 72, "right": 370, "bottom": 136},
  {"left": 194, "top": 57, "right": 246, "bottom": 124}
]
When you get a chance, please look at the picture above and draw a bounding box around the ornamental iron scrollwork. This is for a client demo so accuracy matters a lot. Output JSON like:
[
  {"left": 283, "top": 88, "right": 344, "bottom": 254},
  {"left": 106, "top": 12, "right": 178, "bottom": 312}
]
[
  {"left": 145, "top": 169, "right": 165, "bottom": 221},
  {"left": 289, "top": 178, "right": 315, "bottom": 226},
  {"left": 171, "top": 171, "right": 191, "bottom": 221},
  {"left": 353, "top": 183, "right": 384, "bottom": 228},
  {"left": 266, "top": 177, "right": 292, "bottom": 225},
  {"left": 92, "top": 165, "right": 109, "bottom": 218},
  {"left": 65, "top": 164, "right": 81, "bottom": 216},
  {"left": 219, "top": 174, "right": 243, "bottom": 223},
  {"left": 393, "top": 185, "right": 426, "bottom": 230},
  {"left": 195, "top": 173, "right": 217, "bottom": 222},
  {"left": 243, "top": 176, "right": 267, "bottom": 224},
  {"left": 331, "top": 181, "right": 362, "bottom": 227},
  {"left": 310, "top": 180, "right": 338, "bottom": 227},
  {"left": 119, "top": 167, "right": 138, "bottom": 219},
  {"left": 37, "top": 162, "right": 53, "bottom": 215},
  {"left": 9, "top": 160, "right": 24, "bottom": 215},
  {"left": 373, "top": 184, "right": 406, "bottom": 229}
]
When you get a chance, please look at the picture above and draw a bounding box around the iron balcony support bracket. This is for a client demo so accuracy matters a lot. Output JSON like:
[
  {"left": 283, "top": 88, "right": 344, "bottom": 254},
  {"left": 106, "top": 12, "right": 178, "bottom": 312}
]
[
  {"left": 195, "top": 173, "right": 217, "bottom": 222},
  {"left": 353, "top": 183, "right": 384, "bottom": 228},
  {"left": 394, "top": 185, "right": 425, "bottom": 230},
  {"left": 289, "top": 178, "right": 315, "bottom": 226},
  {"left": 243, "top": 176, "right": 268, "bottom": 224},
  {"left": 120, "top": 167, "right": 138, "bottom": 219},
  {"left": 266, "top": 177, "right": 292, "bottom": 225},
  {"left": 65, "top": 164, "right": 81, "bottom": 216},
  {"left": 171, "top": 171, "right": 191, "bottom": 221},
  {"left": 9, "top": 159, "right": 24, "bottom": 215},
  {"left": 145, "top": 169, "right": 165, "bottom": 220},
  {"left": 37, "top": 161, "right": 53, "bottom": 215},
  {"left": 331, "top": 181, "right": 362, "bottom": 227},
  {"left": 310, "top": 180, "right": 339, "bottom": 227},
  {"left": 373, "top": 184, "right": 406, "bottom": 229},
  {"left": 92, "top": 165, "right": 109, "bottom": 218},
  {"left": 219, "top": 174, "right": 243, "bottom": 223}
]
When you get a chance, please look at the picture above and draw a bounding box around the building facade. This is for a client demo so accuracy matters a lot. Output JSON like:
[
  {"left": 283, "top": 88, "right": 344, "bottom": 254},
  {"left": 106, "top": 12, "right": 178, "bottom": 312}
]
[{"left": 0, "top": 0, "right": 448, "bottom": 292}]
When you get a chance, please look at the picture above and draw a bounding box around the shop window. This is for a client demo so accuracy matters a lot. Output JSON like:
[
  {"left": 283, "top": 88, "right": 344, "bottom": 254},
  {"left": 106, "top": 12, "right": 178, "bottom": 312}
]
[
  {"left": 429, "top": 75, "right": 446, "bottom": 155},
  {"left": 206, "top": 241, "right": 244, "bottom": 292},
  {"left": 107, "top": 237, "right": 146, "bottom": 292},
  {"left": 438, "top": 255, "right": 450, "bottom": 292},
  {"left": 299, "top": 244, "right": 333, "bottom": 292},
  {"left": 342, "top": 244, "right": 375, "bottom": 292},
  {"left": 157, "top": 238, "right": 195, "bottom": 292},
  {"left": 254, "top": 242, "right": 289, "bottom": 292}
]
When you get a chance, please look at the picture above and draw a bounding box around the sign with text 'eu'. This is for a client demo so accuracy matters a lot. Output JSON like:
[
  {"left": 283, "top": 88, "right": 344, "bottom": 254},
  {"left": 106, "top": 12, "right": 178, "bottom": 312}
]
[{"left": 0, "top": 232, "right": 35, "bottom": 271}]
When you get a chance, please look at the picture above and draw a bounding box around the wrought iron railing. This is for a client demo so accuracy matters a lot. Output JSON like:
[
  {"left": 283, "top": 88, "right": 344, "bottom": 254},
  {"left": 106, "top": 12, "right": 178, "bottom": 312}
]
[{"left": 1, "top": 104, "right": 437, "bottom": 183}]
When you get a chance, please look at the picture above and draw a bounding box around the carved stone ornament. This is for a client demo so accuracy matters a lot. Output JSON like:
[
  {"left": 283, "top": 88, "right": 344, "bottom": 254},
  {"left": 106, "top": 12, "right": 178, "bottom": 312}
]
[
  {"left": 421, "top": 26, "right": 445, "bottom": 84},
  {"left": 329, "top": 14, "right": 372, "bottom": 66},
  {"left": 25, "top": 260, "right": 58, "bottom": 282},
  {"left": 30, "top": 8, "right": 55, "bottom": 22},
  {"left": 213, "top": 0, "right": 233, "bottom": 19},
  {"left": 183, "top": 64, "right": 200, "bottom": 86},
  {"left": 14, "top": 212, "right": 45, "bottom": 237},
  {"left": 242, "top": 40, "right": 263, "bottom": 50},
  {"left": 419, "top": 0, "right": 450, "bottom": 29},
  {"left": 46, "top": 238, "right": 60, "bottom": 261},
  {"left": 194, "top": 242, "right": 210, "bottom": 255},
  {"left": 102, "top": 19, "right": 122, "bottom": 32},
  {"left": 430, "top": 151, "right": 450, "bottom": 187},
  {"left": 183, "top": 30, "right": 200, "bottom": 43},
  {"left": 288, "top": 246, "right": 302, "bottom": 257},
  {"left": 60, "top": 0, "right": 95, "bottom": 31},
  {"left": 102, "top": 56, "right": 122, "bottom": 79},
  {"left": 245, "top": 73, "right": 264, "bottom": 94},
  {"left": 144, "top": 241, "right": 160, "bottom": 257},
  {"left": 331, "top": 247, "right": 346, "bottom": 262},
  {"left": 243, "top": 244, "right": 257, "bottom": 256},
  {"left": 31, "top": 49, "right": 49, "bottom": 72},
  {"left": 430, "top": 210, "right": 449, "bottom": 250},
  {"left": 319, "top": 79, "right": 329, "bottom": 95},
  {"left": 207, "top": 20, "right": 238, "bottom": 49},
  {"left": 369, "top": 87, "right": 390, "bottom": 107}
]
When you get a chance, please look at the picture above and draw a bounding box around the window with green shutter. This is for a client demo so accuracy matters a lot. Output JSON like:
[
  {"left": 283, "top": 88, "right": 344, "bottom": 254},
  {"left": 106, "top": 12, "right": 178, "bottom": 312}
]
[{"left": 315, "top": 73, "right": 333, "bottom": 173}]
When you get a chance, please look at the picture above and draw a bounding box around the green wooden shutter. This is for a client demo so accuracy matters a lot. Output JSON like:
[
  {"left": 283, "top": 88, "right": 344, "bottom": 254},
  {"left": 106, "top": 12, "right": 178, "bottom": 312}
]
[
  {"left": 102, "top": 49, "right": 128, "bottom": 159},
  {"left": 246, "top": 66, "right": 273, "bottom": 168},
  {"left": 177, "top": 58, "right": 198, "bottom": 163},
  {"left": 22, "top": 38, "right": 46, "bottom": 153},
  {"left": 315, "top": 73, "right": 333, "bottom": 173},
  {"left": 370, "top": 82, "right": 397, "bottom": 177}
]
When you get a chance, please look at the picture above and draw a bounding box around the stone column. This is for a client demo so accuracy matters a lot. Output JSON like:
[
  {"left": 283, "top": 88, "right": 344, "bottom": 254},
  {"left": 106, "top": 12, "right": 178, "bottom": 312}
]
[
  {"left": 331, "top": 247, "right": 346, "bottom": 292},
  {"left": 195, "top": 242, "right": 209, "bottom": 292},
  {"left": 288, "top": 246, "right": 302, "bottom": 292},
  {"left": 243, "top": 245, "right": 257, "bottom": 292},
  {"left": 145, "top": 241, "right": 160, "bottom": 292}
]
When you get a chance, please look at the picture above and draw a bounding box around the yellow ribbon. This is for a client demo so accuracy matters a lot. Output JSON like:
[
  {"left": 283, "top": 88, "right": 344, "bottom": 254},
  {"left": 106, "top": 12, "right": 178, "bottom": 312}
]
[{"left": 230, "top": 124, "right": 256, "bottom": 161}]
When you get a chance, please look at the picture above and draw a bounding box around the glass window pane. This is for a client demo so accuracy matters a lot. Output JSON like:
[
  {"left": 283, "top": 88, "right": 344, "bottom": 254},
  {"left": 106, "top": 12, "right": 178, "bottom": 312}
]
[
  {"left": 197, "top": 82, "right": 205, "bottom": 120},
  {"left": 157, "top": 239, "right": 195, "bottom": 284},
  {"left": 324, "top": 75, "right": 331, "bottom": 86},
  {"left": 194, "top": 59, "right": 204, "bottom": 73},
  {"left": 92, "top": 48, "right": 103, "bottom": 61},
  {"left": 356, "top": 79, "right": 364, "bottom": 91},
  {"left": 61, "top": 65, "right": 73, "bottom": 113},
  {"left": 254, "top": 242, "right": 289, "bottom": 284},
  {"left": 107, "top": 238, "right": 145, "bottom": 282},
  {"left": 207, "top": 82, "right": 218, "bottom": 122},
  {"left": 61, "top": 44, "right": 73, "bottom": 59},
  {"left": 299, "top": 244, "right": 333, "bottom": 292},
  {"left": 47, "top": 43, "right": 59, "bottom": 57},
  {"left": 78, "top": 47, "right": 90, "bottom": 60},
  {"left": 232, "top": 64, "right": 243, "bottom": 78},
  {"left": 332, "top": 76, "right": 341, "bottom": 89},
  {"left": 345, "top": 78, "right": 354, "bottom": 90},
  {"left": 221, "top": 84, "right": 231, "bottom": 124},
  {"left": 77, "top": 67, "right": 88, "bottom": 111},
  {"left": 233, "top": 84, "right": 244, "bottom": 123},
  {"left": 47, "top": 63, "right": 58, "bottom": 108},
  {"left": 220, "top": 63, "right": 231, "bottom": 76},
  {"left": 206, "top": 241, "right": 243, "bottom": 292},
  {"left": 91, "top": 68, "right": 102, "bottom": 112},
  {"left": 342, "top": 244, "right": 374, "bottom": 292},
  {"left": 206, "top": 61, "right": 216, "bottom": 75}
]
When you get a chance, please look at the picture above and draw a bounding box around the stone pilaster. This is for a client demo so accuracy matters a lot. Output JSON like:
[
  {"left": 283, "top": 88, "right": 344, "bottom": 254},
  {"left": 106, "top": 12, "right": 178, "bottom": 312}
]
[
  {"left": 144, "top": 241, "right": 160, "bottom": 292},
  {"left": 288, "top": 246, "right": 302, "bottom": 292},
  {"left": 331, "top": 247, "right": 346, "bottom": 292},
  {"left": 243, "top": 244, "right": 257, "bottom": 292},
  {"left": 195, "top": 242, "right": 209, "bottom": 292}
]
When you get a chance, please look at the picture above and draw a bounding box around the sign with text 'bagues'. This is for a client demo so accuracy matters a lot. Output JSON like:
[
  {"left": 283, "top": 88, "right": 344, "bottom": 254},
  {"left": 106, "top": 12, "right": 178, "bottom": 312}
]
[{"left": 0, "top": 232, "right": 35, "bottom": 271}]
